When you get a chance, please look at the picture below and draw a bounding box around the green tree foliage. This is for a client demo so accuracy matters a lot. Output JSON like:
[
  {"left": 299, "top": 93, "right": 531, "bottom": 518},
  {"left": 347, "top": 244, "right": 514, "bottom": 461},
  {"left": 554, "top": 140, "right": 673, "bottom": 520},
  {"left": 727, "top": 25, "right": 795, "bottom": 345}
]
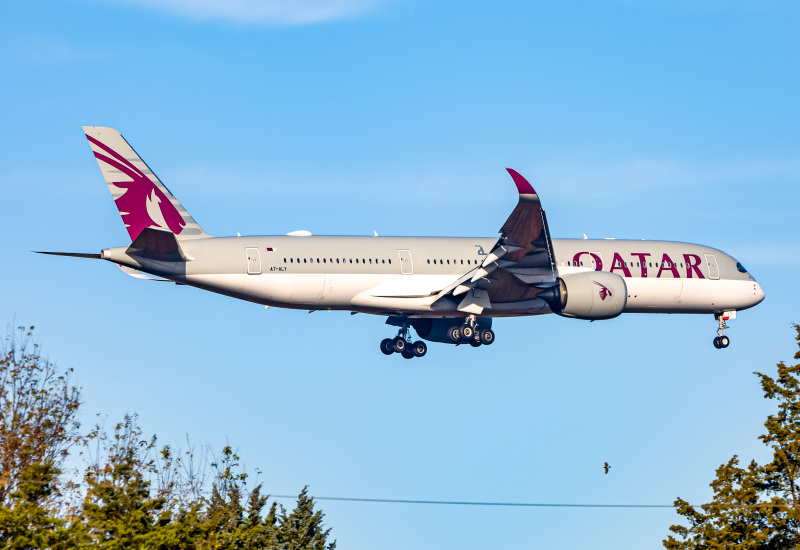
[
  {"left": 665, "top": 324, "right": 800, "bottom": 549},
  {"left": 0, "top": 326, "right": 81, "bottom": 509},
  {"left": 0, "top": 461, "right": 86, "bottom": 549},
  {"left": 0, "top": 325, "right": 85, "bottom": 549},
  {"left": 81, "top": 415, "right": 170, "bottom": 548},
  {"left": 0, "top": 325, "right": 335, "bottom": 549}
]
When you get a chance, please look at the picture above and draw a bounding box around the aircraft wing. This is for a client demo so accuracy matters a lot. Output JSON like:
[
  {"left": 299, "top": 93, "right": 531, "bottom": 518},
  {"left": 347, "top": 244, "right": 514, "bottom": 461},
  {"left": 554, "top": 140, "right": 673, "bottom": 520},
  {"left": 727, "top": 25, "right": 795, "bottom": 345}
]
[{"left": 434, "top": 169, "right": 558, "bottom": 314}]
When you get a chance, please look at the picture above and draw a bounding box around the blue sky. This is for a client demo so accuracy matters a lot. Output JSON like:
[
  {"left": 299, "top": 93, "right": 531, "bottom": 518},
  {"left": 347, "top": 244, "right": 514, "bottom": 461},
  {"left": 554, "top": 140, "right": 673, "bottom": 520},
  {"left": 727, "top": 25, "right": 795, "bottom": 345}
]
[{"left": 1, "top": 0, "right": 799, "bottom": 548}]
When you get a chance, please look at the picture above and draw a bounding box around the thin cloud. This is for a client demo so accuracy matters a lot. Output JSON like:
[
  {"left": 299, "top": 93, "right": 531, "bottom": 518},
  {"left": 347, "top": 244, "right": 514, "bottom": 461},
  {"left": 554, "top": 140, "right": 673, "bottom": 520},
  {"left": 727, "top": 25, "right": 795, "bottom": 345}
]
[
  {"left": 109, "top": 0, "right": 396, "bottom": 24},
  {"left": 528, "top": 157, "right": 800, "bottom": 202},
  {"left": 6, "top": 38, "right": 108, "bottom": 64}
]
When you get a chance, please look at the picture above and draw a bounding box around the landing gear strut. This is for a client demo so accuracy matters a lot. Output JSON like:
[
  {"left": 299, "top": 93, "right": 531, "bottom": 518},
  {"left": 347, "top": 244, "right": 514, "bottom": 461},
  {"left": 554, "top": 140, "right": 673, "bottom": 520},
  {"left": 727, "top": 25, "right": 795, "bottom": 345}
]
[
  {"left": 713, "top": 312, "right": 733, "bottom": 349},
  {"left": 380, "top": 318, "right": 427, "bottom": 359}
]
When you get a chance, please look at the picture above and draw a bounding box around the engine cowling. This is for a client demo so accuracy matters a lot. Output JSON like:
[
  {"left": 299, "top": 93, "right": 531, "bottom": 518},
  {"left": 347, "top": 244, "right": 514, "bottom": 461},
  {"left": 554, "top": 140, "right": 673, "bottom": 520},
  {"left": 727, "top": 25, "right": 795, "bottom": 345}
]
[{"left": 542, "top": 272, "right": 627, "bottom": 320}]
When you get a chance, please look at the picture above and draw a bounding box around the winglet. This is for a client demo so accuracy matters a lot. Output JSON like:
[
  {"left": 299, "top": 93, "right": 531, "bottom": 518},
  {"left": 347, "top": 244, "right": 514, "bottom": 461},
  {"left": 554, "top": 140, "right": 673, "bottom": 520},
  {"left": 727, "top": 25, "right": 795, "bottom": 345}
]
[{"left": 506, "top": 168, "right": 537, "bottom": 196}]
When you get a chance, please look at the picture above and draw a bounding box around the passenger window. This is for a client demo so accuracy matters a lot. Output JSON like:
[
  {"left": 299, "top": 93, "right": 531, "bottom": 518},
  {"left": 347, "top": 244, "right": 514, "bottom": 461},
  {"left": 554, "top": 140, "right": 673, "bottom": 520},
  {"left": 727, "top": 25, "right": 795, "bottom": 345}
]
[
  {"left": 388, "top": 259, "right": 391, "bottom": 264},
  {"left": 284, "top": 258, "right": 287, "bottom": 263},
  {"left": 427, "top": 259, "right": 430, "bottom": 264},
  {"left": 382, "top": 259, "right": 385, "bottom": 264},
  {"left": 349, "top": 259, "right": 352, "bottom": 263},
  {"left": 447, "top": 260, "right": 450, "bottom": 264},
  {"left": 290, "top": 258, "right": 293, "bottom": 263}
]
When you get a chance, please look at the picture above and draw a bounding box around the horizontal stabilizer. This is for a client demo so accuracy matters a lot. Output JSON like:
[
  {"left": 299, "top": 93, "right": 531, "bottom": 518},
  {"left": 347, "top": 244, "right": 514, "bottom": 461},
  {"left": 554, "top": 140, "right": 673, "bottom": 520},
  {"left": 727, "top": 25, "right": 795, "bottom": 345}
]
[
  {"left": 126, "top": 227, "right": 191, "bottom": 261},
  {"left": 34, "top": 251, "right": 101, "bottom": 259},
  {"left": 117, "top": 264, "right": 170, "bottom": 281}
]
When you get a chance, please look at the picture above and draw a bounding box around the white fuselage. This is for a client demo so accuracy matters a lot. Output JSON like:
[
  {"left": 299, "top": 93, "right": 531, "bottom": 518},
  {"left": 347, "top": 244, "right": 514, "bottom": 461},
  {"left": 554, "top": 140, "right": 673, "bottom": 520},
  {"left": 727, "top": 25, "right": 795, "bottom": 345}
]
[{"left": 103, "top": 235, "right": 764, "bottom": 319}]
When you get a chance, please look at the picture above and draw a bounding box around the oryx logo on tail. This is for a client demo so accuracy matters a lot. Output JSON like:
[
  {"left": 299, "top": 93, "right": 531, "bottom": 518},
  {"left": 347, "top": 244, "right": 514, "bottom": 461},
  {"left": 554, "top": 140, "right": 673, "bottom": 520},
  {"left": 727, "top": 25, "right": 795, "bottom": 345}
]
[
  {"left": 593, "top": 280, "right": 613, "bottom": 301},
  {"left": 85, "top": 134, "right": 186, "bottom": 241}
]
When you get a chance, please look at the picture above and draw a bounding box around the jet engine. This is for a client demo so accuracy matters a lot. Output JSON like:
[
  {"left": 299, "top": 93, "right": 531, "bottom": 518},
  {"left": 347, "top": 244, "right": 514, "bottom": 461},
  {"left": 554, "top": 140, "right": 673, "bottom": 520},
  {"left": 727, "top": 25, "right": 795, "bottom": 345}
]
[{"left": 539, "top": 272, "right": 627, "bottom": 321}]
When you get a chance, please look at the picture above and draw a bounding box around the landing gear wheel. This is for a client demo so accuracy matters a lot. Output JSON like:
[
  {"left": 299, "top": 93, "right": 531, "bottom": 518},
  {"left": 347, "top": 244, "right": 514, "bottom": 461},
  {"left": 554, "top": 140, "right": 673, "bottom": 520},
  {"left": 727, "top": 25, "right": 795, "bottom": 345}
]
[
  {"left": 401, "top": 349, "right": 415, "bottom": 359},
  {"left": 412, "top": 341, "right": 427, "bottom": 357},
  {"left": 380, "top": 338, "right": 395, "bottom": 355},
  {"left": 448, "top": 327, "right": 462, "bottom": 343},
  {"left": 469, "top": 339, "right": 481, "bottom": 348},
  {"left": 713, "top": 337, "right": 721, "bottom": 349},
  {"left": 719, "top": 335, "right": 730, "bottom": 348},
  {"left": 460, "top": 325, "right": 474, "bottom": 340},
  {"left": 479, "top": 329, "right": 495, "bottom": 345},
  {"left": 392, "top": 336, "right": 407, "bottom": 353}
]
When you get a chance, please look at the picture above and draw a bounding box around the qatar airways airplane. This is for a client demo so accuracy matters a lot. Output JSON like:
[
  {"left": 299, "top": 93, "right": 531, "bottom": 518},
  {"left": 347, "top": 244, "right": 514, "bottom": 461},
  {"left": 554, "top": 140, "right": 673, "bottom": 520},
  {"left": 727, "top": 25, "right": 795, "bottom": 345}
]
[{"left": 39, "top": 127, "right": 765, "bottom": 358}]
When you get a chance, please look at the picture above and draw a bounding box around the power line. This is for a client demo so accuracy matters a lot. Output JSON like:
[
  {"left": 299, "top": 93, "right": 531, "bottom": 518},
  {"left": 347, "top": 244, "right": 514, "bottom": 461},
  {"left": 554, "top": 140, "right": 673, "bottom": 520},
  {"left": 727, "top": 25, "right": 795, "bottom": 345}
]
[{"left": 269, "top": 495, "right": 674, "bottom": 509}]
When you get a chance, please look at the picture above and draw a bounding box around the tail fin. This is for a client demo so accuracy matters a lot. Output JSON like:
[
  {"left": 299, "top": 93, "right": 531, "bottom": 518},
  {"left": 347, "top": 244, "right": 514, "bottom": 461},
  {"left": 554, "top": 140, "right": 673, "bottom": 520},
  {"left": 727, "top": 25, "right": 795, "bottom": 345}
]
[{"left": 83, "top": 126, "right": 209, "bottom": 241}]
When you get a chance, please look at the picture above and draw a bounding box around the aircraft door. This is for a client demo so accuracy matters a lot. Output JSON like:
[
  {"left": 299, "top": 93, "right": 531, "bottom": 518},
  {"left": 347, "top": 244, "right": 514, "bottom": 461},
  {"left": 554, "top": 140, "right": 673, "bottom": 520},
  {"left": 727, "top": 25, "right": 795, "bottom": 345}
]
[
  {"left": 246, "top": 248, "right": 261, "bottom": 275},
  {"left": 398, "top": 250, "right": 413, "bottom": 275},
  {"left": 704, "top": 254, "right": 719, "bottom": 280}
]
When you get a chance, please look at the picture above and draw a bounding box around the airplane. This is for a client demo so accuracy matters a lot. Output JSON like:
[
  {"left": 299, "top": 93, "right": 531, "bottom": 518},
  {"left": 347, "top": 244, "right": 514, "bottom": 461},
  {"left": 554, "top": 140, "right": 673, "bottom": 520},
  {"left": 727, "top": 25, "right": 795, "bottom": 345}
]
[{"left": 38, "top": 127, "right": 765, "bottom": 359}]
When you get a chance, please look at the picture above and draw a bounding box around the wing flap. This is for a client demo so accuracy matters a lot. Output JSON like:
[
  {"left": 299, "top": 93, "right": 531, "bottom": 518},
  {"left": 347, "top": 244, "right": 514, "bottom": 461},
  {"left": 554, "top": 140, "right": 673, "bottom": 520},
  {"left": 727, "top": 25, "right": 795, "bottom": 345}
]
[{"left": 368, "top": 275, "right": 457, "bottom": 298}]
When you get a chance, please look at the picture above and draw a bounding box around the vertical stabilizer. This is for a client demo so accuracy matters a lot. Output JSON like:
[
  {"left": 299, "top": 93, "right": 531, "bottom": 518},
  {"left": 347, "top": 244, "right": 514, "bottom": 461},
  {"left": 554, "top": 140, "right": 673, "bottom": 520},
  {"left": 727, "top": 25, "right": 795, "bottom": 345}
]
[{"left": 83, "top": 126, "right": 209, "bottom": 241}]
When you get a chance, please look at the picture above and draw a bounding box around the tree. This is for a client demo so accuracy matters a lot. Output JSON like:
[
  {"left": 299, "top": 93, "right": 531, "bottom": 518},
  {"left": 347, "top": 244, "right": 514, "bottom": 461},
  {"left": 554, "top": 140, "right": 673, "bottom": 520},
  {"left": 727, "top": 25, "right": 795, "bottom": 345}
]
[
  {"left": 665, "top": 324, "right": 800, "bottom": 549},
  {"left": 0, "top": 461, "right": 87, "bottom": 549},
  {"left": 0, "top": 325, "right": 82, "bottom": 509},
  {"left": 0, "top": 325, "right": 85, "bottom": 549},
  {"left": 0, "top": 323, "right": 336, "bottom": 549},
  {"left": 81, "top": 414, "right": 171, "bottom": 549},
  {"left": 275, "top": 487, "right": 336, "bottom": 550}
]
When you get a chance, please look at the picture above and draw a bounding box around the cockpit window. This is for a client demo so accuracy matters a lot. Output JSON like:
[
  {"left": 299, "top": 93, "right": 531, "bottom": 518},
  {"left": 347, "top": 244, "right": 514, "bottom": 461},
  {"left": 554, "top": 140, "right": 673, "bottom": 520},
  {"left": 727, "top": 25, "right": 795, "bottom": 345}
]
[{"left": 736, "top": 262, "right": 748, "bottom": 273}]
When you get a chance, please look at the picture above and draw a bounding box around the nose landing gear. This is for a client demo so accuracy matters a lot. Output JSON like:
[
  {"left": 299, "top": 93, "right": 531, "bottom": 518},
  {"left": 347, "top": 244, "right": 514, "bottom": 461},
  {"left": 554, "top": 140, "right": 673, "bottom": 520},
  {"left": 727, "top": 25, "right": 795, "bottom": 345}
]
[
  {"left": 713, "top": 312, "right": 735, "bottom": 349},
  {"left": 380, "top": 319, "right": 427, "bottom": 358}
]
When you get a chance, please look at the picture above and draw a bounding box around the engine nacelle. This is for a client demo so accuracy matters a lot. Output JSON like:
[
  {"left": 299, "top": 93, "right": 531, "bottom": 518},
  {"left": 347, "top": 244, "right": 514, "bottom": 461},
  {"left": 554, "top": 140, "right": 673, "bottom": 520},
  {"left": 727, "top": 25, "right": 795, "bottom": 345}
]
[{"left": 544, "top": 271, "right": 627, "bottom": 320}]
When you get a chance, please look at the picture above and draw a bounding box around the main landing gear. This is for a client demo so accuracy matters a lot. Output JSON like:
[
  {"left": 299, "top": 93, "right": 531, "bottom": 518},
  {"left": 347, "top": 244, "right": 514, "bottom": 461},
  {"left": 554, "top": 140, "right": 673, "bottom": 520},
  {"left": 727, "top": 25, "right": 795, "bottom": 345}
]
[
  {"left": 381, "top": 320, "right": 427, "bottom": 359},
  {"left": 447, "top": 314, "right": 495, "bottom": 348},
  {"left": 713, "top": 312, "right": 734, "bottom": 349}
]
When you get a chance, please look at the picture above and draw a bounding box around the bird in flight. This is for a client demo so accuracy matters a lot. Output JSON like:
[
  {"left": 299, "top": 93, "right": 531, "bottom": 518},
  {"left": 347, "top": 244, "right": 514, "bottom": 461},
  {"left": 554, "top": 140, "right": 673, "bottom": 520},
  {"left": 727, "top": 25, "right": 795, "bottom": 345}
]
[{"left": 604, "top": 462, "right": 611, "bottom": 474}]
